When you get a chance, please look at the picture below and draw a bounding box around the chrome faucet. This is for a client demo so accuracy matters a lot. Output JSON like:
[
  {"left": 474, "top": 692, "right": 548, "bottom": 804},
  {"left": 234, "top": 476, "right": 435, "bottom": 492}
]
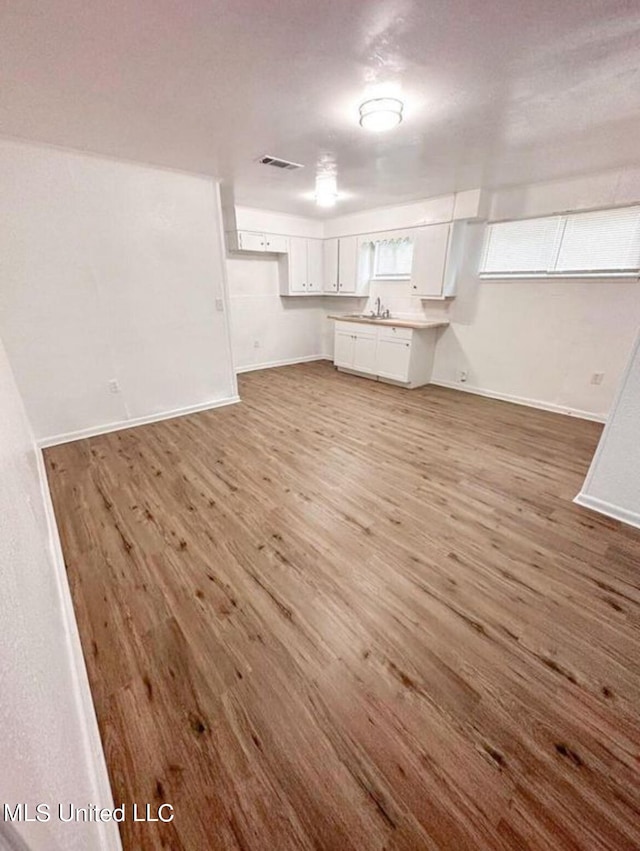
[{"left": 370, "top": 297, "right": 390, "bottom": 319}]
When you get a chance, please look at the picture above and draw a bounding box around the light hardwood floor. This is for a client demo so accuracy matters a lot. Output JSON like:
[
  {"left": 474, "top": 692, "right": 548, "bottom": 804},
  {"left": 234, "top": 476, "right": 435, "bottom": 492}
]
[{"left": 45, "top": 362, "right": 640, "bottom": 850}]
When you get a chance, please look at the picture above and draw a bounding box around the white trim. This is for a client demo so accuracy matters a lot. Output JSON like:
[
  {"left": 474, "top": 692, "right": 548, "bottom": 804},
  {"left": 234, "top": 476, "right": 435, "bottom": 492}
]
[
  {"left": 479, "top": 272, "right": 639, "bottom": 281},
  {"left": 212, "top": 182, "right": 240, "bottom": 400},
  {"left": 574, "top": 492, "right": 640, "bottom": 530},
  {"left": 429, "top": 379, "right": 607, "bottom": 423},
  {"left": 38, "top": 395, "right": 241, "bottom": 448},
  {"left": 236, "top": 355, "right": 330, "bottom": 374},
  {"left": 580, "top": 331, "right": 640, "bottom": 493},
  {"left": 35, "top": 449, "right": 123, "bottom": 851}
]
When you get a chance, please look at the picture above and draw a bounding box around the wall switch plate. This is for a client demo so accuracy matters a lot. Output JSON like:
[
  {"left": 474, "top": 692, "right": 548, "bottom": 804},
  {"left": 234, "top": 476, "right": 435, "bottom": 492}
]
[
  {"left": 108, "top": 379, "right": 120, "bottom": 394},
  {"left": 215, "top": 297, "right": 224, "bottom": 311},
  {"left": 591, "top": 372, "right": 604, "bottom": 385}
]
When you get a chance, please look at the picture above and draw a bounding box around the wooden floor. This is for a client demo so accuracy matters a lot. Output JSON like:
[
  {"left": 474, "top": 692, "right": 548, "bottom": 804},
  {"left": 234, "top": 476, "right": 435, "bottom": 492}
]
[{"left": 46, "top": 362, "right": 640, "bottom": 851}]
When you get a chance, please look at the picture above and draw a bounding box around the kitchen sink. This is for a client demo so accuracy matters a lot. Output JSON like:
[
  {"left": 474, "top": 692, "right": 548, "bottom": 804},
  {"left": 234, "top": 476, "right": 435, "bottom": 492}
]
[{"left": 342, "top": 312, "right": 393, "bottom": 321}]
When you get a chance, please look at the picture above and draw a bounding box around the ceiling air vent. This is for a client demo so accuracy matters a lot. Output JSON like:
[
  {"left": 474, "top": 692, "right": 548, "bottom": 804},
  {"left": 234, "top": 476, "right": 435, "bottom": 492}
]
[{"left": 258, "top": 155, "right": 304, "bottom": 171}]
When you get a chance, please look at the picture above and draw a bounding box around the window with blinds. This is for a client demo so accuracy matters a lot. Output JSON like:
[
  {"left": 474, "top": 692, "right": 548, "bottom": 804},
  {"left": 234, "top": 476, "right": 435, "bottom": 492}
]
[
  {"left": 372, "top": 237, "right": 414, "bottom": 279},
  {"left": 480, "top": 205, "right": 640, "bottom": 278}
]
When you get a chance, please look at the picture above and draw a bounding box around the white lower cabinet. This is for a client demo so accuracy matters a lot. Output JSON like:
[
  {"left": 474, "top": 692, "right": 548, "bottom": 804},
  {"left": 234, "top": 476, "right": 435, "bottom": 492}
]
[
  {"left": 334, "top": 329, "right": 356, "bottom": 368},
  {"left": 376, "top": 334, "right": 412, "bottom": 381},
  {"left": 352, "top": 326, "right": 378, "bottom": 373},
  {"left": 333, "top": 321, "right": 437, "bottom": 388}
]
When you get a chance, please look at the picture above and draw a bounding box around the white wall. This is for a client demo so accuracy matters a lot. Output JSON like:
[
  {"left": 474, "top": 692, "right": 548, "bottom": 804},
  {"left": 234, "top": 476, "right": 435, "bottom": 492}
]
[
  {"left": 0, "top": 138, "right": 237, "bottom": 445},
  {"left": 430, "top": 222, "right": 640, "bottom": 420},
  {"left": 235, "top": 206, "right": 324, "bottom": 239},
  {"left": 576, "top": 331, "right": 640, "bottom": 528},
  {"left": 0, "top": 335, "right": 120, "bottom": 851},
  {"left": 430, "top": 170, "right": 640, "bottom": 420},
  {"left": 227, "top": 255, "right": 329, "bottom": 371},
  {"left": 226, "top": 206, "right": 330, "bottom": 371}
]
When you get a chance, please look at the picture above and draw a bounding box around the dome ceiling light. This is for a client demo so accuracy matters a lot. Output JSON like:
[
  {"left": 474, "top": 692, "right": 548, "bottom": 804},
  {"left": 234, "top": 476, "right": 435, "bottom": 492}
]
[{"left": 359, "top": 97, "right": 404, "bottom": 132}]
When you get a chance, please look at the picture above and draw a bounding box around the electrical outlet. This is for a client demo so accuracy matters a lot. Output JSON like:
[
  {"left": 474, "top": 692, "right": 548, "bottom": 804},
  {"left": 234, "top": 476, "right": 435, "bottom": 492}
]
[
  {"left": 459, "top": 369, "right": 468, "bottom": 383},
  {"left": 253, "top": 340, "right": 260, "bottom": 349},
  {"left": 215, "top": 297, "right": 224, "bottom": 311},
  {"left": 591, "top": 372, "right": 604, "bottom": 385},
  {"left": 108, "top": 379, "right": 120, "bottom": 394}
]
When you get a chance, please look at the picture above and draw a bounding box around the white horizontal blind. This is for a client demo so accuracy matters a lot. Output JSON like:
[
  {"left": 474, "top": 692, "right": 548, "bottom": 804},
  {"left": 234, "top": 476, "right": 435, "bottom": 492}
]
[
  {"left": 555, "top": 206, "right": 640, "bottom": 273},
  {"left": 480, "top": 205, "right": 640, "bottom": 277},
  {"left": 373, "top": 237, "right": 413, "bottom": 278},
  {"left": 481, "top": 216, "right": 562, "bottom": 275}
]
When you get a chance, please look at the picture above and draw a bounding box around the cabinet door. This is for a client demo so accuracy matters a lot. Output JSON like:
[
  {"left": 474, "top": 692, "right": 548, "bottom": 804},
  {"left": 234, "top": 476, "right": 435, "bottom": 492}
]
[
  {"left": 287, "top": 237, "right": 307, "bottom": 293},
  {"left": 323, "top": 239, "right": 339, "bottom": 292},
  {"left": 376, "top": 336, "right": 412, "bottom": 382},
  {"left": 338, "top": 236, "right": 358, "bottom": 293},
  {"left": 264, "top": 233, "right": 288, "bottom": 253},
  {"left": 306, "top": 239, "right": 323, "bottom": 292},
  {"left": 353, "top": 330, "right": 378, "bottom": 374},
  {"left": 356, "top": 237, "right": 373, "bottom": 295},
  {"left": 237, "top": 231, "right": 266, "bottom": 252},
  {"left": 334, "top": 331, "right": 355, "bottom": 368},
  {"left": 410, "top": 223, "right": 450, "bottom": 297}
]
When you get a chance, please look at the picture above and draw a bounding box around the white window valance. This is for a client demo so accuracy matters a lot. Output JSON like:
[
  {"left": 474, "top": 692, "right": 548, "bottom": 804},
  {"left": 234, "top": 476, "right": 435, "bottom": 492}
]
[{"left": 360, "top": 229, "right": 414, "bottom": 247}]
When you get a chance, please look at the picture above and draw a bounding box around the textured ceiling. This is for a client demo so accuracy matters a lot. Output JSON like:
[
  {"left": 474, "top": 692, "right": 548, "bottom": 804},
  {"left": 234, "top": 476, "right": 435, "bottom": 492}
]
[{"left": 1, "top": 0, "right": 640, "bottom": 216}]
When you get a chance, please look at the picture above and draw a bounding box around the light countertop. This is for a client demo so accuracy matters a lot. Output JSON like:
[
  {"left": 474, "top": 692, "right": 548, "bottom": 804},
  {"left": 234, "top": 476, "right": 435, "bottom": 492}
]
[{"left": 328, "top": 314, "right": 449, "bottom": 330}]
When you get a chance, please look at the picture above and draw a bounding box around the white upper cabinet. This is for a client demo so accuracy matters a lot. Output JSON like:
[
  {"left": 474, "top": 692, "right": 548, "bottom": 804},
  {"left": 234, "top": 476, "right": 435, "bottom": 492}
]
[
  {"left": 409, "top": 221, "right": 466, "bottom": 298},
  {"left": 322, "top": 236, "right": 370, "bottom": 296},
  {"left": 264, "top": 233, "right": 289, "bottom": 253},
  {"left": 230, "top": 218, "right": 465, "bottom": 299},
  {"left": 323, "top": 238, "right": 339, "bottom": 293},
  {"left": 227, "top": 230, "right": 289, "bottom": 254},
  {"left": 338, "top": 236, "right": 358, "bottom": 293},
  {"left": 279, "top": 238, "right": 324, "bottom": 295},
  {"left": 306, "top": 239, "right": 323, "bottom": 292},
  {"left": 283, "top": 237, "right": 307, "bottom": 293},
  {"left": 410, "top": 223, "right": 450, "bottom": 297}
]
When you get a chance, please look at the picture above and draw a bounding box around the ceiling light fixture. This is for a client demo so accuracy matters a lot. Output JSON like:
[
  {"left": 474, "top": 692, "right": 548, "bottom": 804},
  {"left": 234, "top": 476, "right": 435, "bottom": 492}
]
[
  {"left": 315, "top": 172, "right": 338, "bottom": 208},
  {"left": 359, "top": 97, "right": 404, "bottom": 132}
]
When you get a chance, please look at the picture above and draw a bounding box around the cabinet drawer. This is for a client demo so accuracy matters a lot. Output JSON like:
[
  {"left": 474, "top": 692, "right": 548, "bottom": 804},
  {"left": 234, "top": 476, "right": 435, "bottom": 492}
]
[
  {"left": 334, "top": 321, "right": 376, "bottom": 337},
  {"left": 377, "top": 325, "right": 413, "bottom": 342}
]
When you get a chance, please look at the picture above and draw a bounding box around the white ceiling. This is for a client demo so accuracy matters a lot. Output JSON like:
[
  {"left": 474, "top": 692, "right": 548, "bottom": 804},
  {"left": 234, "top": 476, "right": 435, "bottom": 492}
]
[{"left": 1, "top": 0, "right": 640, "bottom": 217}]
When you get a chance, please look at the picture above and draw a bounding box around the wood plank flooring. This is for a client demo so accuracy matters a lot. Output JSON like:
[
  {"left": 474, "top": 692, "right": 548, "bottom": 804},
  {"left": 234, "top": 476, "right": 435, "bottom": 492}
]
[{"left": 45, "top": 362, "right": 640, "bottom": 850}]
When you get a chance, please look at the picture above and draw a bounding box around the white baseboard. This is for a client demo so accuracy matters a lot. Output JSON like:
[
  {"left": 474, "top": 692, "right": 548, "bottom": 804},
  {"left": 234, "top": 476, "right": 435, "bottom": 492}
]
[
  {"left": 574, "top": 492, "right": 640, "bottom": 530},
  {"left": 35, "top": 449, "right": 123, "bottom": 851},
  {"left": 429, "top": 379, "right": 607, "bottom": 423},
  {"left": 235, "top": 354, "right": 329, "bottom": 374},
  {"left": 38, "top": 395, "right": 241, "bottom": 448}
]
